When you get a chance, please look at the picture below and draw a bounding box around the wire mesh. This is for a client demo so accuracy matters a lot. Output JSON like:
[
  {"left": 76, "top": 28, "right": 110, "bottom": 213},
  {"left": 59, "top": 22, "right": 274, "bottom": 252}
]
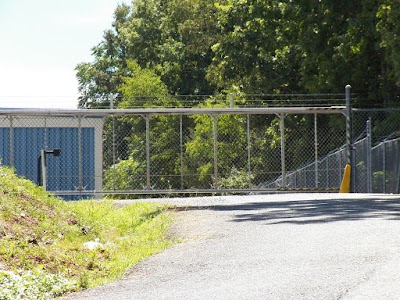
[{"left": 2, "top": 106, "right": 400, "bottom": 197}]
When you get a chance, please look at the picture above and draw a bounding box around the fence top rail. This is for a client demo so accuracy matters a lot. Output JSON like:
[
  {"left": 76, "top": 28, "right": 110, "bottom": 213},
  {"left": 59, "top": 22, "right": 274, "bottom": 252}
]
[
  {"left": 0, "top": 106, "right": 346, "bottom": 117},
  {"left": 353, "top": 108, "right": 400, "bottom": 112}
]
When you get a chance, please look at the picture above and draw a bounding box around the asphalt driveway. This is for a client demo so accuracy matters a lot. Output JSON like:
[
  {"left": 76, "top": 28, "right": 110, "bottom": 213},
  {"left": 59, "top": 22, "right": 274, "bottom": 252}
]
[{"left": 70, "top": 193, "right": 400, "bottom": 300}]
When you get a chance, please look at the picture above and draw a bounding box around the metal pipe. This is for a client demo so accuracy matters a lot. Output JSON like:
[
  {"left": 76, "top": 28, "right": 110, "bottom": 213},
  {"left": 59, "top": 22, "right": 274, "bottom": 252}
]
[
  {"left": 345, "top": 85, "right": 353, "bottom": 192},
  {"left": 397, "top": 144, "right": 400, "bottom": 194},
  {"left": 279, "top": 114, "right": 287, "bottom": 188},
  {"left": 314, "top": 113, "right": 319, "bottom": 189},
  {"left": 9, "top": 116, "right": 14, "bottom": 167},
  {"left": 212, "top": 115, "right": 218, "bottom": 188},
  {"left": 180, "top": 115, "right": 184, "bottom": 189},
  {"left": 54, "top": 187, "right": 340, "bottom": 196},
  {"left": 37, "top": 154, "right": 42, "bottom": 186},
  {"left": 339, "top": 148, "right": 342, "bottom": 188},
  {"left": 41, "top": 149, "right": 47, "bottom": 191},
  {"left": 383, "top": 141, "right": 386, "bottom": 193},
  {"left": 326, "top": 156, "right": 330, "bottom": 187},
  {"left": 366, "top": 118, "right": 372, "bottom": 193},
  {"left": 78, "top": 116, "right": 83, "bottom": 192},
  {"left": 44, "top": 116, "right": 47, "bottom": 149},
  {"left": 38, "top": 149, "right": 60, "bottom": 190},
  {"left": 111, "top": 98, "right": 116, "bottom": 191},
  {"left": 0, "top": 106, "right": 347, "bottom": 117},
  {"left": 247, "top": 114, "right": 251, "bottom": 189},
  {"left": 345, "top": 85, "right": 352, "bottom": 165},
  {"left": 145, "top": 115, "right": 151, "bottom": 189}
]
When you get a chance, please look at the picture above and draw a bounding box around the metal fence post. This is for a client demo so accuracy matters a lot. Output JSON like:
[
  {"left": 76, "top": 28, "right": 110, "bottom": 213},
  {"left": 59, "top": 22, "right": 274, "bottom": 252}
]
[
  {"left": 43, "top": 117, "right": 48, "bottom": 187},
  {"left": 383, "top": 141, "right": 386, "bottom": 193},
  {"left": 78, "top": 116, "right": 83, "bottom": 192},
  {"left": 111, "top": 96, "right": 116, "bottom": 190},
  {"left": 247, "top": 114, "right": 251, "bottom": 189},
  {"left": 180, "top": 115, "right": 184, "bottom": 189},
  {"left": 230, "top": 93, "right": 234, "bottom": 108},
  {"left": 9, "top": 116, "right": 14, "bottom": 168},
  {"left": 326, "top": 157, "right": 330, "bottom": 187},
  {"left": 145, "top": 115, "right": 151, "bottom": 189},
  {"left": 397, "top": 147, "right": 400, "bottom": 194},
  {"left": 339, "top": 149, "right": 343, "bottom": 186},
  {"left": 366, "top": 118, "right": 372, "bottom": 193},
  {"left": 345, "top": 85, "right": 354, "bottom": 192},
  {"left": 44, "top": 116, "right": 47, "bottom": 149},
  {"left": 212, "top": 114, "right": 219, "bottom": 189},
  {"left": 314, "top": 113, "right": 319, "bottom": 189},
  {"left": 278, "top": 114, "right": 287, "bottom": 188}
]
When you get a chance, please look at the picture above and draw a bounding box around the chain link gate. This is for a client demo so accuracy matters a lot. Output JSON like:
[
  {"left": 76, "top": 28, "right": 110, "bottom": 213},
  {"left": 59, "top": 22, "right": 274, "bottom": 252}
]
[
  {"left": 102, "top": 108, "right": 347, "bottom": 196},
  {"left": 0, "top": 107, "right": 349, "bottom": 198}
]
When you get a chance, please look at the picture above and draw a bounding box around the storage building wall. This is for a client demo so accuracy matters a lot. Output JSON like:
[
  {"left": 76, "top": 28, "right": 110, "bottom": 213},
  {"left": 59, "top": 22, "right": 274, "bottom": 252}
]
[{"left": 0, "top": 116, "right": 103, "bottom": 199}]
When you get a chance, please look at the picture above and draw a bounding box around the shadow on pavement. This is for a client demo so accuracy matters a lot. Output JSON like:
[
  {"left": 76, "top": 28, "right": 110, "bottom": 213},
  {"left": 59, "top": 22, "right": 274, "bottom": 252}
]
[{"left": 174, "top": 197, "right": 400, "bottom": 225}]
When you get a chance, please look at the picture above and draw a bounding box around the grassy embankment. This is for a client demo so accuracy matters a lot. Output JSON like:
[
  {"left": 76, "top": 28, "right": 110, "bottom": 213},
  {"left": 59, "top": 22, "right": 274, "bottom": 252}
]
[{"left": 0, "top": 166, "right": 174, "bottom": 298}]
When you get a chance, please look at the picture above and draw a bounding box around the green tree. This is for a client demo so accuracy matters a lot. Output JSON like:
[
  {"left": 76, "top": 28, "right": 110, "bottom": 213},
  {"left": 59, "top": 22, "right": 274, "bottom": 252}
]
[
  {"left": 76, "top": 0, "right": 220, "bottom": 108},
  {"left": 103, "top": 61, "right": 182, "bottom": 191},
  {"left": 183, "top": 95, "right": 284, "bottom": 189},
  {"left": 208, "top": 0, "right": 400, "bottom": 105},
  {"left": 76, "top": 4, "right": 132, "bottom": 108},
  {"left": 208, "top": 0, "right": 303, "bottom": 94},
  {"left": 118, "top": 61, "right": 175, "bottom": 108},
  {"left": 184, "top": 98, "right": 248, "bottom": 188},
  {"left": 377, "top": 0, "right": 400, "bottom": 104},
  {"left": 78, "top": 0, "right": 400, "bottom": 193},
  {"left": 296, "top": 1, "right": 388, "bottom": 105},
  {"left": 158, "top": 0, "right": 220, "bottom": 95}
]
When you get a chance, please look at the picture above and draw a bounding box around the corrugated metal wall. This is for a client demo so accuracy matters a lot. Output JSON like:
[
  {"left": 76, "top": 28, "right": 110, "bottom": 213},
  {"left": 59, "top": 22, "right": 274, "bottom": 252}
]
[
  {"left": 0, "top": 127, "right": 95, "bottom": 199},
  {"left": 0, "top": 128, "right": 10, "bottom": 166}
]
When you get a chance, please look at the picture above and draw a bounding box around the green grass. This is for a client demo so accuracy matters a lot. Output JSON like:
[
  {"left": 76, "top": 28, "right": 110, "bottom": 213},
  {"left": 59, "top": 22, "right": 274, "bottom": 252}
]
[{"left": 0, "top": 166, "right": 175, "bottom": 298}]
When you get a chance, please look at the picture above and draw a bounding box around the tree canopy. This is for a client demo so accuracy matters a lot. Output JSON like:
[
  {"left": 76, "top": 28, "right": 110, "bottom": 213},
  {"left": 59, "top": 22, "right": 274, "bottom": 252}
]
[
  {"left": 76, "top": 0, "right": 400, "bottom": 108},
  {"left": 76, "top": 0, "right": 400, "bottom": 192}
]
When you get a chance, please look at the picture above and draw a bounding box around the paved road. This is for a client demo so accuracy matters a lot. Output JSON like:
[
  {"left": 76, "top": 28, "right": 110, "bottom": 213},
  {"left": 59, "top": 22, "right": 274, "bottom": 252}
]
[{"left": 70, "top": 193, "right": 400, "bottom": 300}]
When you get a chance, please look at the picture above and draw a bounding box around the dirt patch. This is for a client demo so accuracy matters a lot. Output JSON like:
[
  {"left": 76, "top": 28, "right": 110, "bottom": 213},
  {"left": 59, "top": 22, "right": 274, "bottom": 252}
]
[{"left": 166, "top": 207, "right": 223, "bottom": 242}]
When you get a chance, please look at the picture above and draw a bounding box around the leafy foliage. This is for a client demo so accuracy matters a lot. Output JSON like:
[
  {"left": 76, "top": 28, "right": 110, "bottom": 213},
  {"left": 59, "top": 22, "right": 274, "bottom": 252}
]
[
  {"left": 0, "top": 270, "right": 74, "bottom": 300},
  {"left": 76, "top": 0, "right": 400, "bottom": 107},
  {"left": 185, "top": 99, "right": 248, "bottom": 187},
  {"left": 215, "top": 166, "right": 253, "bottom": 190},
  {"left": 76, "top": 0, "right": 400, "bottom": 191},
  {"left": 377, "top": 0, "right": 400, "bottom": 103}
]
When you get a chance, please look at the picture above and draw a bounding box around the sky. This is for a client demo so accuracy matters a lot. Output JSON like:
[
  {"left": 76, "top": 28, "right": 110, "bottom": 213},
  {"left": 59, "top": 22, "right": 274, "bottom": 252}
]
[{"left": 0, "top": 0, "right": 127, "bottom": 109}]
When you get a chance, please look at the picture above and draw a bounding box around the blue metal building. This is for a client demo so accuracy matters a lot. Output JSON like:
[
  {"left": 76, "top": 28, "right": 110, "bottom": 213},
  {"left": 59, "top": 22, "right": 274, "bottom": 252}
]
[{"left": 0, "top": 113, "right": 104, "bottom": 199}]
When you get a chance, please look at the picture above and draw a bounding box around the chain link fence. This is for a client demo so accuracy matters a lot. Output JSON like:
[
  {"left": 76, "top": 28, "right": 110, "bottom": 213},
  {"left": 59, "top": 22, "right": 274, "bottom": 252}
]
[
  {"left": 352, "top": 109, "right": 400, "bottom": 194},
  {"left": 265, "top": 108, "right": 400, "bottom": 194},
  {"left": 1, "top": 107, "right": 400, "bottom": 197},
  {"left": 100, "top": 108, "right": 347, "bottom": 196}
]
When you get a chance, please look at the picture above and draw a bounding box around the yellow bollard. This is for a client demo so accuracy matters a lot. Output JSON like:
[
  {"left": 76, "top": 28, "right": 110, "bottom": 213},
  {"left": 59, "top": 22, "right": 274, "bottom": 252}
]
[{"left": 339, "top": 164, "right": 351, "bottom": 193}]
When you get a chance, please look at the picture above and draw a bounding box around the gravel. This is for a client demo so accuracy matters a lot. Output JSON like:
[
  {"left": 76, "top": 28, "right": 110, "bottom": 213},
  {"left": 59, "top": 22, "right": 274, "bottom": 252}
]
[{"left": 69, "top": 193, "right": 400, "bottom": 300}]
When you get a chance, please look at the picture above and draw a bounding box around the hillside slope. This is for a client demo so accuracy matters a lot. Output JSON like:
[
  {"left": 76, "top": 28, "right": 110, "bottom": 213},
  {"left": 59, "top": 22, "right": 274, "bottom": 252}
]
[{"left": 0, "top": 166, "right": 173, "bottom": 297}]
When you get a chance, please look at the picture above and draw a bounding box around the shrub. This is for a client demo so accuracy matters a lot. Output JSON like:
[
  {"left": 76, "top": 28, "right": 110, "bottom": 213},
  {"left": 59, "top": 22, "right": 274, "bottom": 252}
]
[{"left": 0, "top": 269, "right": 75, "bottom": 300}]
